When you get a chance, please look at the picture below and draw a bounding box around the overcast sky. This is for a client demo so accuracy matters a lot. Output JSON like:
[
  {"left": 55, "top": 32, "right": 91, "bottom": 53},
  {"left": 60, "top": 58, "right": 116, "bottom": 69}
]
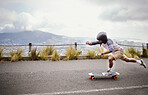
[{"left": 0, "top": 0, "right": 148, "bottom": 42}]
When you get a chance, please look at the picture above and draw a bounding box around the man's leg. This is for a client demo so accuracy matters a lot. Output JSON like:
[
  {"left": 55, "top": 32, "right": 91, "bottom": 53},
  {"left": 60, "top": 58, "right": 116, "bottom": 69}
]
[
  {"left": 107, "top": 56, "right": 115, "bottom": 72},
  {"left": 122, "top": 57, "right": 146, "bottom": 68}
]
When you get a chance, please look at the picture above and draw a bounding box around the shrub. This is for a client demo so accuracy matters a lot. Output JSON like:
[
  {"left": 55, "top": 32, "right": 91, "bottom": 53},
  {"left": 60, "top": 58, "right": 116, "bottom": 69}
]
[
  {"left": 86, "top": 47, "right": 108, "bottom": 59},
  {"left": 39, "top": 49, "right": 48, "bottom": 60},
  {"left": 30, "top": 48, "right": 39, "bottom": 60},
  {"left": 124, "top": 47, "right": 141, "bottom": 59},
  {"left": 95, "top": 47, "right": 108, "bottom": 59},
  {"left": 10, "top": 49, "right": 23, "bottom": 62},
  {"left": 86, "top": 50, "right": 96, "bottom": 59},
  {"left": 142, "top": 48, "right": 148, "bottom": 57},
  {"left": 0, "top": 48, "right": 3, "bottom": 60},
  {"left": 64, "top": 45, "right": 82, "bottom": 60},
  {"left": 51, "top": 50, "right": 60, "bottom": 61},
  {"left": 45, "top": 46, "right": 55, "bottom": 55}
]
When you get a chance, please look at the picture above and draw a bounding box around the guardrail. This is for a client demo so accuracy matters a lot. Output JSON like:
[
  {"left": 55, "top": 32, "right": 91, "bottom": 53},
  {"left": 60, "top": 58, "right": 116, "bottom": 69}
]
[{"left": 0, "top": 42, "right": 148, "bottom": 55}]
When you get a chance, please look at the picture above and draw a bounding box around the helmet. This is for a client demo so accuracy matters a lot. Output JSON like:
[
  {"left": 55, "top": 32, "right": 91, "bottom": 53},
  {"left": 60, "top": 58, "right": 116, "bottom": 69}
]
[{"left": 96, "top": 32, "right": 107, "bottom": 44}]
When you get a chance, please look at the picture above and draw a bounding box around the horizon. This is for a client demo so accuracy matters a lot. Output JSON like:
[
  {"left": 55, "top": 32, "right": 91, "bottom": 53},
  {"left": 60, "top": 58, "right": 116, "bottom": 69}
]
[{"left": 0, "top": 0, "right": 148, "bottom": 42}]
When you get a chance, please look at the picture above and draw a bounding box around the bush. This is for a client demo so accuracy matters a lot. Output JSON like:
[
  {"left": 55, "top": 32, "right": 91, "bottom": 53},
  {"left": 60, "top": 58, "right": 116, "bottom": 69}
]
[
  {"left": 10, "top": 49, "right": 23, "bottom": 62},
  {"left": 51, "top": 50, "right": 60, "bottom": 61},
  {"left": 86, "top": 50, "right": 96, "bottom": 59},
  {"left": 46, "top": 46, "right": 55, "bottom": 55},
  {"left": 64, "top": 45, "right": 82, "bottom": 60},
  {"left": 124, "top": 47, "right": 141, "bottom": 59},
  {"left": 95, "top": 47, "right": 108, "bottom": 59},
  {"left": 86, "top": 47, "right": 108, "bottom": 59},
  {"left": 0, "top": 48, "right": 3, "bottom": 60},
  {"left": 39, "top": 49, "right": 48, "bottom": 60},
  {"left": 142, "top": 48, "right": 148, "bottom": 57},
  {"left": 29, "top": 48, "right": 39, "bottom": 60}
]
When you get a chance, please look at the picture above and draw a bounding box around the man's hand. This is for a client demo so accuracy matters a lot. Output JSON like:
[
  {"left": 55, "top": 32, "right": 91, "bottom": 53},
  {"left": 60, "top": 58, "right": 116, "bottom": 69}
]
[
  {"left": 97, "top": 52, "right": 103, "bottom": 56},
  {"left": 86, "top": 41, "right": 92, "bottom": 45},
  {"left": 97, "top": 53, "right": 102, "bottom": 56}
]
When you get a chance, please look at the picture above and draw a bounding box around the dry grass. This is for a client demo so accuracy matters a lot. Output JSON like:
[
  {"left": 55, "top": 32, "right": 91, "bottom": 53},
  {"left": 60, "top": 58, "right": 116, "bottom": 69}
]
[
  {"left": 86, "top": 47, "right": 108, "bottom": 59},
  {"left": 10, "top": 49, "right": 23, "bottom": 62},
  {"left": 0, "top": 48, "right": 3, "bottom": 60},
  {"left": 63, "top": 45, "right": 82, "bottom": 60},
  {"left": 86, "top": 49, "right": 96, "bottom": 59},
  {"left": 39, "top": 46, "right": 55, "bottom": 60},
  {"left": 124, "top": 47, "right": 141, "bottom": 59},
  {"left": 51, "top": 49, "right": 60, "bottom": 61},
  {"left": 45, "top": 46, "right": 55, "bottom": 55},
  {"left": 29, "top": 48, "right": 39, "bottom": 60},
  {"left": 142, "top": 48, "right": 148, "bottom": 57}
]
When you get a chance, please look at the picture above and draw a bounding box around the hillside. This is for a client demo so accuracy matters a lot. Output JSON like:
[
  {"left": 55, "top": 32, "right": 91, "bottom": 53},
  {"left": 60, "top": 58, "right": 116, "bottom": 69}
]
[{"left": 0, "top": 31, "right": 82, "bottom": 45}]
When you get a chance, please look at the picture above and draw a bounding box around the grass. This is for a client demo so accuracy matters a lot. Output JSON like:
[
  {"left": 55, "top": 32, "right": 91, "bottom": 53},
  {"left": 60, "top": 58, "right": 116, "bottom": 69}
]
[
  {"left": 0, "top": 48, "right": 3, "bottom": 60},
  {"left": 124, "top": 47, "right": 141, "bottom": 59},
  {"left": 63, "top": 45, "right": 82, "bottom": 60},
  {"left": 141, "top": 46, "right": 148, "bottom": 57},
  {"left": 39, "top": 49, "right": 49, "bottom": 60},
  {"left": 45, "top": 46, "right": 55, "bottom": 55},
  {"left": 51, "top": 49, "right": 60, "bottom": 61},
  {"left": 10, "top": 49, "right": 23, "bottom": 62},
  {"left": 39, "top": 46, "right": 55, "bottom": 60},
  {"left": 86, "top": 47, "right": 108, "bottom": 59},
  {"left": 86, "top": 49, "right": 96, "bottom": 59},
  {"left": 29, "top": 48, "right": 39, "bottom": 60}
]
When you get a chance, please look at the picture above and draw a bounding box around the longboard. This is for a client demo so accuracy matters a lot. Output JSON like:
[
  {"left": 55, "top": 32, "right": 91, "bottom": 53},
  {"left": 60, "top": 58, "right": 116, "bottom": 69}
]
[{"left": 89, "top": 72, "right": 120, "bottom": 80}]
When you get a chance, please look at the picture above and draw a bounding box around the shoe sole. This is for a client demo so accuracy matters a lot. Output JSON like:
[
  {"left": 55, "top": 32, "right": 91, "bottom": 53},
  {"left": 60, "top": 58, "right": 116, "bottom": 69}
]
[{"left": 141, "top": 59, "right": 147, "bottom": 68}]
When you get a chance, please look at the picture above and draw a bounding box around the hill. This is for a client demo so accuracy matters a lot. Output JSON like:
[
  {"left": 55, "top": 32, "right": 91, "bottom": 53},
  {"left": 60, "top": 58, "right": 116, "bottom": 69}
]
[{"left": 0, "top": 31, "right": 82, "bottom": 45}]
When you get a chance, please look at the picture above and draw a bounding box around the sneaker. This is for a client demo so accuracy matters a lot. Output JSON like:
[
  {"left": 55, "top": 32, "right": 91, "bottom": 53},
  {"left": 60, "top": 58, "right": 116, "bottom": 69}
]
[
  {"left": 140, "top": 59, "right": 147, "bottom": 68},
  {"left": 107, "top": 69, "right": 111, "bottom": 73}
]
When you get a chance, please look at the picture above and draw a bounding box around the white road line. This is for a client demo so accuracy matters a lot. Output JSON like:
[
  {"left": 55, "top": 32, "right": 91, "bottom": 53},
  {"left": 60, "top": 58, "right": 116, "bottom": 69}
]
[{"left": 21, "top": 85, "right": 148, "bottom": 95}]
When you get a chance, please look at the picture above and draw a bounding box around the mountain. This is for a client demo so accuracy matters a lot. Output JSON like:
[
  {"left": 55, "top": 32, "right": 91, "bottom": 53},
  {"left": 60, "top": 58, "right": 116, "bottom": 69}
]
[{"left": 0, "top": 31, "right": 83, "bottom": 45}]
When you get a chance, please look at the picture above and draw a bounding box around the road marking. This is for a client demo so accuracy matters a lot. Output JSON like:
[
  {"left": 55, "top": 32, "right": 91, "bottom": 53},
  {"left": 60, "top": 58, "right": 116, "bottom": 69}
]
[{"left": 21, "top": 85, "right": 148, "bottom": 95}]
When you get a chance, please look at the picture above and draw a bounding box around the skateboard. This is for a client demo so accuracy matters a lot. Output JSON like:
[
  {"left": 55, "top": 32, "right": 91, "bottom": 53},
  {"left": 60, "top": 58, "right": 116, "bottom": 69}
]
[{"left": 89, "top": 72, "right": 120, "bottom": 80}]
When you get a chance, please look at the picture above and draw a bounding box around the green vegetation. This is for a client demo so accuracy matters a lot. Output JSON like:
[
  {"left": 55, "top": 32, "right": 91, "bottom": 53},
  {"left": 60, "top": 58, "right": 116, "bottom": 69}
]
[
  {"left": 86, "top": 49, "right": 96, "bottom": 59},
  {"left": 51, "top": 49, "right": 60, "bottom": 61},
  {"left": 124, "top": 47, "right": 141, "bottom": 59},
  {"left": 0, "top": 48, "right": 3, "bottom": 60},
  {"left": 95, "top": 47, "right": 108, "bottom": 59},
  {"left": 39, "top": 46, "right": 55, "bottom": 60},
  {"left": 63, "top": 45, "right": 82, "bottom": 60},
  {"left": 86, "top": 47, "right": 108, "bottom": 59},
  {"left": 29, "top": 48, "right": 39, "bottom": 60},
  {"left": 10, "top": 49, "right": 23, "bottom": 62},
  {"left": 45, "top": 46, "right": 55, "bottom": 55},
  {"left": 142, "top": 47, "right": 148, "bottom": 57}
]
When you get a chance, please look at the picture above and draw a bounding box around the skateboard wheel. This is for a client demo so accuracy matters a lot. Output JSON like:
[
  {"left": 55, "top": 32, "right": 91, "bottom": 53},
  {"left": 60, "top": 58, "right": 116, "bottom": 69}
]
[
  {"left": 113, "top": 76, "right": 118, "bottom": 80},
  {"left": 92, "top": 77, "right": 96, "bottom": 80}
]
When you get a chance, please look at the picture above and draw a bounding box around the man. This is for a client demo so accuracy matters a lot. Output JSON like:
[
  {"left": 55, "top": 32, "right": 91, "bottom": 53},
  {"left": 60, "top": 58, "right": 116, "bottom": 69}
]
[{"left": 86, "top": 32, "right": 146, "bottom": 72}]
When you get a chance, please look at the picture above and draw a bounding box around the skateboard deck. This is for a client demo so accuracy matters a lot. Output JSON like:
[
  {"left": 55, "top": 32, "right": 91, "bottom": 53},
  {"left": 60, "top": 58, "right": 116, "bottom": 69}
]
[{"left": 89, "top": 72, "right": 120, "bottom": 80}]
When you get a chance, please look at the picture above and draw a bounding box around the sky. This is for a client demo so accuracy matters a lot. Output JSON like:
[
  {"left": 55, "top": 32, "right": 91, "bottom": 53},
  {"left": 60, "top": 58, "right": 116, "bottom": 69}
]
[{"left": 0, "top": 0, "right": 148, "bottom": 42}]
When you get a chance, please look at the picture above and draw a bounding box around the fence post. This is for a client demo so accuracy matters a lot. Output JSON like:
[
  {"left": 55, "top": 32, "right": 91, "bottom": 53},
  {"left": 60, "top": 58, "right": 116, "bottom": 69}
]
[
  {"left": 29, "top": 43, "right": 32, "bottom": 52},
  {"left": 147, "top": 43, "right": 148, "bottom": 50},
  {"left": 75, "top": 42, "right": 77, "bottom": 50}
]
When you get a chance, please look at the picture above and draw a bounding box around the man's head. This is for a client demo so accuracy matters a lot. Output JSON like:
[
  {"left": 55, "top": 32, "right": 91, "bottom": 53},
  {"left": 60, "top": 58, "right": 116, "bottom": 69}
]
[{"left": 96, "top": 32, "right": 107, "bottom": 44}]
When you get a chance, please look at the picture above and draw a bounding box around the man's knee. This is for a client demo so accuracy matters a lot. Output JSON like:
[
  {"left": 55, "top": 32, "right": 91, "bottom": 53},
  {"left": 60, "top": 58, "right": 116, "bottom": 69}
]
[{"left": 109, "top": 56, "right": 114, "bottom": 62}]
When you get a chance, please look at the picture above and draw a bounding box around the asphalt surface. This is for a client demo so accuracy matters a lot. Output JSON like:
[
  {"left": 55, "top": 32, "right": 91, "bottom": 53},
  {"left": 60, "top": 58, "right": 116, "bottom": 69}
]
[{"left": 0, "top": 59, "right": 148, "bottom": 95}]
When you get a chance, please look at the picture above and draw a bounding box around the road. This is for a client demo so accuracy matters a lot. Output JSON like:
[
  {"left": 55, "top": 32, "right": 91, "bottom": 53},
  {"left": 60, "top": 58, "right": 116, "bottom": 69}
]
[{"left": 0, "top": 59, "right": 148, "bottom": 95}]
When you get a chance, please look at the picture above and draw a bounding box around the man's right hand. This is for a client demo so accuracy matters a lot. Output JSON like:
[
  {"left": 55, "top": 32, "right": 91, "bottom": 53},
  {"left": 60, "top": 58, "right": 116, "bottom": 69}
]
[{"left": 86, "top": 41, "right": 92, "bottom": 45}]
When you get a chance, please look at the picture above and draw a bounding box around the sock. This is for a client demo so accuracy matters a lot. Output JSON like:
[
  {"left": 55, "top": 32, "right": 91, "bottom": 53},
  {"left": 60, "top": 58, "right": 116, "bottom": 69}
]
[
  {"left": 136, "top": 60, "right": 142, "bottom": 65},
  {"left": 108, "top": 68, "right": 111, "bottom": 71}
]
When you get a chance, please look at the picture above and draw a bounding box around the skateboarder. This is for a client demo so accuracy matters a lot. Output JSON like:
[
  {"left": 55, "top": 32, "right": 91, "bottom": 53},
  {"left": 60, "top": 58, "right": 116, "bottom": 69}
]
[{"left": 86, "top": 32, "right": 147, "bottom": 72}]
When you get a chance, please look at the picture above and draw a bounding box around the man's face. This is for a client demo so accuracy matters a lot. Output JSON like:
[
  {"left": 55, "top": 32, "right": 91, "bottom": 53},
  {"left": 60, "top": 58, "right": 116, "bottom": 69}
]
[{"left": 98, "top": 40, "right": 103, "bottom": 43}]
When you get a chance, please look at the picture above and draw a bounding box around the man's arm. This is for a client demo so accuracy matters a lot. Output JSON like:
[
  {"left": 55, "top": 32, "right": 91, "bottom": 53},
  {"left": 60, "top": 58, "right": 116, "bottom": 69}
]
[
  {"left": 97, "top": 49, "right": 111, "bottom": 56},
  {"left": 86, "top": 41, "right": 100, "bottom": 45}
]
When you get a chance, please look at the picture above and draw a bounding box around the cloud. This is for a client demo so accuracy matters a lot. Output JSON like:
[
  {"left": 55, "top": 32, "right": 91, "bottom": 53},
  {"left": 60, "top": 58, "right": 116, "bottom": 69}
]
[
  {"left": 0, "top": 8, "right": 17, "bottom": 25},
  {"left": 88, "top": 0, "right": 148, "bottom": 21},
  {"left": 0, "top": 0, "right": 148, "bottom": 42}
]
